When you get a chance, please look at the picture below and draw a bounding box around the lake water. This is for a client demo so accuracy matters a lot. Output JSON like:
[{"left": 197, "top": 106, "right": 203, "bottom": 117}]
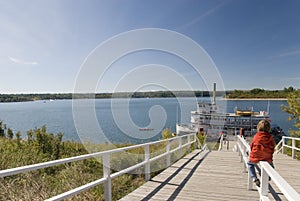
[{"left": 0, "top": 98, "right": 294, "bottom": 144}]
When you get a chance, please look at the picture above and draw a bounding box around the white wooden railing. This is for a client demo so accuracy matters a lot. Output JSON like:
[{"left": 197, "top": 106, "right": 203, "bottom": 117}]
[
  {"left": 218, "top": 134, "right": 229, "bottom": 151},
  {"left": 0, "top": 133, "right": 198, "bottom": 201},
  {"left": 236, "top": 135, "right": 249, "bottom": 166},
  {"left": 236, "top": 135, "right": 300, "bottom": 201},
  {"left": 275, "top": 136, "right": 300, "bottom": 159}
]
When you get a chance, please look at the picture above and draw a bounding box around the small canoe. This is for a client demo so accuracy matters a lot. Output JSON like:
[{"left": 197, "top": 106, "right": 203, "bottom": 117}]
[{"left": 139, "top": 128, "right": 154, "bottom": 131}]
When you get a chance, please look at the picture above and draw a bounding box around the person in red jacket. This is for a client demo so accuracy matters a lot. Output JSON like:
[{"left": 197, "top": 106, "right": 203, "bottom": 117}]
[{"left": 247, "top": 119, "right": 275, "bottom": 187}]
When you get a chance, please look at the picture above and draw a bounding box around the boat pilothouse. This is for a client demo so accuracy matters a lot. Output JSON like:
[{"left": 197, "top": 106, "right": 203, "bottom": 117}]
[{"left": 176, "top": 83, "right": 270, "bottom": 137}]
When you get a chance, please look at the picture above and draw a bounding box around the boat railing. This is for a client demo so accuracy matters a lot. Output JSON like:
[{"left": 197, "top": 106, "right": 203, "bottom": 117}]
[
  {"left": 235, "top": 135, "right": 300, "bottom": 201},
  {"left": 0, "top": 133, "right": 198, "bottom": 201},
  {"left": 275, "top": 136, "right": 300, "bottom": 159}
]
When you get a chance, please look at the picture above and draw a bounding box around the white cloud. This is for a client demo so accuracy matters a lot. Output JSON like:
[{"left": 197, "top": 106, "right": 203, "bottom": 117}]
[
  {"left": 286, "top": 77, "right": 300, "bottom": 80},
  {"left": 8, "top": 56, "right": 38, "bottom": 65},
  {"left": 177, "top": 0, "right": 231, "bottom": 31},
  {"left": 278, "top": 50, "right": 300, "bottom": 58}
]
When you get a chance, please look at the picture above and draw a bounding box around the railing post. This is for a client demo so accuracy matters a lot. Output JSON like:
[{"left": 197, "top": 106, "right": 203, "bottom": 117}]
[
  {"left": 226, "top": 140, "right": 229, "bottom": 150},
  {"left": 179, "top": 137, "right": 183, "bottom": 158},
  {"left": 187, "top": 135, "right": 191, "bottom": 153},
  {"left": 194, "top": 133, "right": 197, "bottom": 149},
  {"left": 260, "top": 164, "right": 269, "bottom": 198},
  {"left": 166, "top": 141, "right": 171, "bottom": 167},
  {"left": 242, "top": 147, "right": 247, "bottom": 172},
  {"left": 218, "top": 134, "right": 223, "bottom": 151},
  {"left": 144, "top": 145, "right": 150, "bottom": 181},
  {"left": 292, "top": 138, "right": 296, "bottom": 159},
  {"left": 247, "top": 169, "right": 253, "bottom": 190},
  {"left": 237, "top": 138, "right": 241, "bottom": 156},
  {"left": 243, "top": 159, "right": 247, "bottom": 173},
  {"left": 240, "top": 145, "right": 244, "bottom": 163},
  {"left": 282, "top": 137, "right": 285, "bottom": 154},
  {"left": 103, "top": 154, "right": 111, "bottom": 201}
]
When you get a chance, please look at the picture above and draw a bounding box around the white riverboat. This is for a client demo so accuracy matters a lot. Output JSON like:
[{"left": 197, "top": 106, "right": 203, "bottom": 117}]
[
  {"left": 176, "top": 83, "right": 270, "bottom": 137},
  {"left": 176, "top": 102, "right": 269, "bottom": 136}
]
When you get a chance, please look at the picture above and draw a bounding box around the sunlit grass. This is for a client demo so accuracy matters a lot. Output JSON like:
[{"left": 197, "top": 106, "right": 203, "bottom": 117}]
[{"left": 0, "top": 128, "right": 196, "bottom": 200}]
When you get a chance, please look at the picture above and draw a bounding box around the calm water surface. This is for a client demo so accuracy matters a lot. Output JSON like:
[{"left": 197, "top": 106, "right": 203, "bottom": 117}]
[{"left": 0, "top": 98, "right": 294, "bottom": 143}]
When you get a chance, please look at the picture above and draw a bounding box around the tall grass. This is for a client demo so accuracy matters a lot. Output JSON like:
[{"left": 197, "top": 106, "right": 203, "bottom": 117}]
[
  {"left": 0, "top": 126, "right": 147, "bottom": 200},
  {"left": 0, "top": 125, "right": 192, "bottom": 200}
]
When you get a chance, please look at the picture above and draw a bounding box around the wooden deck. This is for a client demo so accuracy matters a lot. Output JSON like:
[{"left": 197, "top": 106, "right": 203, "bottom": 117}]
[
  {"left": 268, "top": 153, "right": 300, "bottom": 201},
  {"left": 120, "top": 142, "right": 300, "bottom": 201}
]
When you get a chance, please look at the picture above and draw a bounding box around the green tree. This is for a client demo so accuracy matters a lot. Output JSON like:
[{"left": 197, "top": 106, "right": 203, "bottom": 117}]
[
  {"left": 27, "top": 130, "right": 33, "bottom": 143},
  {"left": 7, "top": 128, "right": 14, "bottom": 139},
  {"left": 197, "top": 131, "right": 206, "bottom": 148},
  {"left": 250, "top": 88, "right": 264, "bottom": 94},
  {"left": 282, "top": 90, "right": 300, "bottom": 137},
  {"left": 0, "top": 121, "right": 5, "bottom": 138},
  {"left": 162, "top": 128, "right": 173, "bottom": 139},
  {"left": 284, "top": 86, "right": 294, "bottom": 93},
  {"left": 16, "top": 131, "right": 22, "bottom": 147}
]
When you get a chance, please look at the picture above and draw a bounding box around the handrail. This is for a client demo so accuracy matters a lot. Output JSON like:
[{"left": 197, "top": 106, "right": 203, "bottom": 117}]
[
  {"left": 275, "top": 138, "right": 283, "bottom": 154},
  {"left": 236, "top": 135, "right": 250, "bottom": 161},
  {"left": 275, "top": 136, "right": 300, "bottom": 159},
  {"left": 235, "top": 135, "right": 300, "bottom": 201},
  {"left": 218, "top": 134, "right": 224, "bottom": 151},
  {"left": 0, "top": 133, "right": 198, "bottom": 201},
  {"left": 260, "top": 161, "right": 300, "bottom": 201},
  {"left": 218, "top": 134, "right": 229, "bottom": 151}
]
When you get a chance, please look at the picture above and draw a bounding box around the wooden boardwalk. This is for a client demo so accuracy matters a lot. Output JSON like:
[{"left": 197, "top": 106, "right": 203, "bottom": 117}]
[
  {"left": 268, "top": 153, "right": 300, "bottom": 201},
  {"left": 120, "top": 142, "right": 300, "bottom": 201}
]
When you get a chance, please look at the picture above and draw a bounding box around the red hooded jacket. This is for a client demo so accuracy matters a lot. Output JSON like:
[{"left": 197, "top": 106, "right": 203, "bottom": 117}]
[{"left": 249, "top": 131, "right": 275, "bottom": 163}]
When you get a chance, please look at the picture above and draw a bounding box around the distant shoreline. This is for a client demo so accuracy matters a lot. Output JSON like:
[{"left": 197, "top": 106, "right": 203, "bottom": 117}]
[
  {"left": 223, "top": 98, "right": 287, "bottom": 101},
  {"left": 0, "top": 91, "right": 290, "bottom": 103}
]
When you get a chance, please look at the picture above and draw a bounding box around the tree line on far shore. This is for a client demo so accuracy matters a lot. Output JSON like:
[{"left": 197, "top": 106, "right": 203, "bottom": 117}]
[
  {"left": 225, "top": 86, "right": 296, "bottom": 99},
  {"left": 0, "top": 91, "right": 218, "bottom": 102},
  {"left": 0, "top": 86, "right": 297, "bottom": 102}
]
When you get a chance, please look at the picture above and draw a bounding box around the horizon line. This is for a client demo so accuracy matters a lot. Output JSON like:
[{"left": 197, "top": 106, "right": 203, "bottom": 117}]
[{"left": 0, "top": 88, "right": 297, "bottom": 95}]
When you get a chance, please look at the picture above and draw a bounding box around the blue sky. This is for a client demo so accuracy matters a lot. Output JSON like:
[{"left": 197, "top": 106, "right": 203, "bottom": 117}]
[{"left": 0, "top": 0, "right": 300, "bottom": 93}]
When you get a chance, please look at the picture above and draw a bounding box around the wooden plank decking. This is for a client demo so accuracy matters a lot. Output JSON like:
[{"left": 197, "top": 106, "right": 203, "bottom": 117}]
[
  {"left": 120, "top": 144, "right": 259, "bottom": 201},
  {"left": 268, "top": 153, "right": 300, "bottom": 201},
  {"left": 120, "top": 142, "right": 300, "bottom": 201},
  {"left": 273, "top": 153, "right": 300, "bottom": 192}
]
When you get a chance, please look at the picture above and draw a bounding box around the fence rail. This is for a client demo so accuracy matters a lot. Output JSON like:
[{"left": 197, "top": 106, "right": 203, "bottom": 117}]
[
  {"left": 236, "top": 135, "right": 300, "bottom": 201},
  {"left": 218, "top": 133, "right": 229, "bottom": 151},
  {"left": 275, "top": 136, "right": 300, "bottom": 159},
  {"left": 260, "top": 161, "right": 300, "bottom": 201},
  {"left": 0, "top": 133, "right": 198, "bottom": 201}
]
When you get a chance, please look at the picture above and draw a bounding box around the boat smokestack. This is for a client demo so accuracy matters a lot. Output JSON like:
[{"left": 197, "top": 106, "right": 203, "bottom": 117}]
[{"left": 213, "top": 83, "right": 216, "bottom": 104}]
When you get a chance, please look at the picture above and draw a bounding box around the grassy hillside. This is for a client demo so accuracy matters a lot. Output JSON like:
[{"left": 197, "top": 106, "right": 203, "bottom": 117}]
[
  {"left": 0, "top": 123, "right": 189, "bottom": 200},
  {"left": 0, "top": 122, "right": 149, "bottom": 200}
]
